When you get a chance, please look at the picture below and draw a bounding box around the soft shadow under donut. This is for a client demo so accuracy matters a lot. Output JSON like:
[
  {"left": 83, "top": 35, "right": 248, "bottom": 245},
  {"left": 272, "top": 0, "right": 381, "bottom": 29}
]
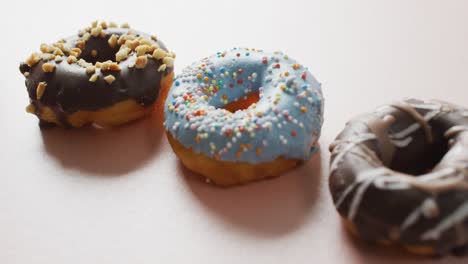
[
  {"left": 178, "top": 149, "right": 323, "bottom": 237},
  {"left": 41, "top": 107, "right": 165, "bottom": 176},
  {"left": 337, "top": 220, "right": 467, "bottom": 262}
]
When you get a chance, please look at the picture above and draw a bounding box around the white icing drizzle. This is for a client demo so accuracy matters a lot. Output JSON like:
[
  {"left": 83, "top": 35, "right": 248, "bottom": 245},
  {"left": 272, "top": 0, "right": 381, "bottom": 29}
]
[
  {"left": 373, "top": 174, "right": 411, "bottom": 190},
  {"left": 421, "top": 200, "right": 468, "bottom": 241},
  {"left": 444, "top": 126, "right": 468, "bottom": 139},
  {"left": 405, "top": 102, "right": 443, "bottom": 111},
  {"left": 390, "top": 101, "right": 434, "bottom": 143},
  {"left": 388, "top": 109, "right": 441, "bottom": 148},
  {"left": 334, "top": 167, "right": 385, "bottom": 208},
  {"left": 390, "top": 137, "right": 413, "bottom": 148},
  {"left": 364, "top": 115, "right": 396, "bottom": 165},
  {"left": 373, "top": 168, "right": 468, "bottom": 193},
  {"left": 347, "top": 168, "right": 388, "bottom": 220},
  {"left": 401, "top": 198, "right": 439, "bottom": 231},
  {"left": 329, "top": 133, "right": 377, "bottom": 174},
  {"left": 401, "top": 201, "right": 425, "bottom": 231}
]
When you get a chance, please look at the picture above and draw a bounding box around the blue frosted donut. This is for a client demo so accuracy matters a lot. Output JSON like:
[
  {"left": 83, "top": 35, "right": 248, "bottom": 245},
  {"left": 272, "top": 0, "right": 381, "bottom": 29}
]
[{"left": 164, "top": 48, "right": 324, "bottom": 185}]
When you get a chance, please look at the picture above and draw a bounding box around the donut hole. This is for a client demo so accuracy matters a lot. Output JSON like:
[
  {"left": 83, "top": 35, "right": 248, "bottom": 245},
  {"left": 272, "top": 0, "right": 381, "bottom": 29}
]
[
  {"left": 222, "top": 92, "right": 260, "bottom": 112},
  {"left": 79, "top": 37, "right": 121, "bottom": 64},
  {"left": 389, "top": 134, "right": 449, "bottom": 176}
]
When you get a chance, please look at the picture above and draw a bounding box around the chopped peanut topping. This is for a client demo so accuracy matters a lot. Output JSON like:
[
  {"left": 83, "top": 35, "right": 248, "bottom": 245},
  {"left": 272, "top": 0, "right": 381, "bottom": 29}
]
[
  {"left": 70, "top": 48, "right": 82, "bottom": 58},
  {"left": 24, "top": 21, "right": 176, "bottom": 88},
  {"left": 135, "top": 45, "right": 149, "bottom": 56},
  {"left": 40, "top": 53, "right": 55, "bottom": 61},
  {"left": 53, "top": 48, "right": 64, "bottom": 56},
  {"left": 26, "top": 104, "right": 35, "bottom": 114},
  {"left": 86, "top": 66, "right": 96, "bottom": 74},
  {"left": 135, "top": 56, "right": 148, "bottom": 69},
  {"left": 148, "top": 44, "right": 159, "bottom": 52},
  {"left": 82, "top": 32, "right": 91, "bottom": 41},
  {"left": 100, "top": 61, "right": 121, "bottom": 71},
  {"left": 115, "top": 47, "right": 131, "bottom": 62},
  {"left": 76, "top": 41, "right": 85, "bottom": 50},
  {"left": 152, "top": 48, "right": 167, "bottom": 60},
  {"left": 108, "top": 34, "right": 118, "bottom": 48},
  {"left": 104, "top": 75, "right": 116, "bottom": 84},
  {"left": 89, "top": 73, "right": 99, "bottom": 82},
  {"left": 158, "top": 64, "right": 167, "bottom": 72},
  {"left": 25, "top": 53, "right": 41, "bottom": 67},
  {"left": 67, "top": 55, "right": 77, "bottom": 64},
  {"left": 36, "top": 82, "right": 47, "bottom": 99},
  {"left": 77, "top": 59, "right": 92, "bottom": 68},
  {"left": 163, "top": 57, "right": 174, "bottom": 68},
  {"left": 139, "top": 39, "right": 152, "bottom": 46},
  {"left": 42, "top": 63, "right": 55, "bottom": 72},
  {"left": 91, "top": 26, "right": 102, "bottom": 37},
  {"left": 40, "top": 44, "right": 55, "bottom": 53},
  {"left": 124, "top": 39, "right": 140, "bottom": 50}
]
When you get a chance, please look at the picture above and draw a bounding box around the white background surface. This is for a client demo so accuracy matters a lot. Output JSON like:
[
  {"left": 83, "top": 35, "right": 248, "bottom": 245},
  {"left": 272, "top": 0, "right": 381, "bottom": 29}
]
[{"left": 1, "top": 0, "right": 468, "bottom": 263}]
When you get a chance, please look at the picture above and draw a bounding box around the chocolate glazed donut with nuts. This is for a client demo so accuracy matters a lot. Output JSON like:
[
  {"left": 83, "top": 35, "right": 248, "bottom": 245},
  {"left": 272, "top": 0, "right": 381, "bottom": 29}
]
[
  {"left": 329, "top": 99, "right": 468, "bottom": 256},
  {"left": 19, "top": 21, "right": 175, "bottom": 128}
]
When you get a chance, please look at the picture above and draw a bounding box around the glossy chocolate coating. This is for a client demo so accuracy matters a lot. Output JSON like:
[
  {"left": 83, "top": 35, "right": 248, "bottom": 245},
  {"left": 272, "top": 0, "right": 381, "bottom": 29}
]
[
  {"left": 329, "top": 99, "right": 468, "bottom": 256},
  {"left": 19, "top": 27, "right": 173, "bottom": 127}
]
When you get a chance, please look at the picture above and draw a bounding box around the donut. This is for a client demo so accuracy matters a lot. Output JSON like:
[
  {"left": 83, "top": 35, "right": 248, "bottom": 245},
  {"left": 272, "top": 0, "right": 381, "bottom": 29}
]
[
  {"left": 329, "top": 98, "right": 468, "bottom": 256},
  {"left": 19, "top": 21, "right": 175, "bottom": 128},
  {"left": 164, "top": 48, "right": 324, "bottom": 186}
]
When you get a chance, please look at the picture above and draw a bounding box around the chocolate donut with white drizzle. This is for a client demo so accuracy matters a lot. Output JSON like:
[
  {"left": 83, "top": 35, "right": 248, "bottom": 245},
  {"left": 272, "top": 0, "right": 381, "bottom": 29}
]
[{"left": 329, "top": 99, "right": 468, "bottom": 256}]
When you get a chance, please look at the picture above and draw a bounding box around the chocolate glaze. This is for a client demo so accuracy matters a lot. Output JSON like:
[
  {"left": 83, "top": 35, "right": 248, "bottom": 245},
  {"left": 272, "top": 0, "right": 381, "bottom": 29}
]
[
  {"left": 329, "top": 99, "right": 468, "bottom": 256},
  {"left": 19, "top": 28, "right": 173, "bottom": 127}
]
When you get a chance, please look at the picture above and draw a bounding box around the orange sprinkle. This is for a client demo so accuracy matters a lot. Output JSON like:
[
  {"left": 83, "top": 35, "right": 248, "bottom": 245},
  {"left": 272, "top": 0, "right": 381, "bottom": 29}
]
[
  {"left": 203, "top": 76, "right": 209, "bottom": 82},
  {"left": 247, "top": 143, "right": 252, "bottom": 149},
  {"left": 240, "top": 144, "right": 246, "bottom": 151},
  {"left": 300, "top": 106, "right": 307, "bottom": 113},
  {"left": 256, "top": 148, "right": 262, "bottom": 155},
  {"left": 195, "top": 135, "right": 201, "bottom": 142},
  {"left": 284, "top": 71, "right": 289, "bottom": 76},
  {"left": 236, "top": 152, "right": 242, "bottom": 158},
  {"left": 197, "top": 73, "right": 202, "bottom": 79}
]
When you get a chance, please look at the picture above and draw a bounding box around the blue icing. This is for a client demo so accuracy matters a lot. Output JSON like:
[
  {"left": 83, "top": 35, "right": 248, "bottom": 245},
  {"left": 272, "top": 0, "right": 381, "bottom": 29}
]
[{"left": 164, "top": 48, "right": 324, "bottom": 163}]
